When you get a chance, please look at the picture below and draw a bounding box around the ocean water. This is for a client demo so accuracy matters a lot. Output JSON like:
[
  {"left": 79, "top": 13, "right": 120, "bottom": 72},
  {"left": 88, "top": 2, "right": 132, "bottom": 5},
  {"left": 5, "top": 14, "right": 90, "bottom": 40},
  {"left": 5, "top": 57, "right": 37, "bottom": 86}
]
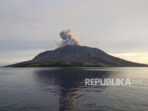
[{"left": 0, "top": 67, "right": 148, "bottom": 111}]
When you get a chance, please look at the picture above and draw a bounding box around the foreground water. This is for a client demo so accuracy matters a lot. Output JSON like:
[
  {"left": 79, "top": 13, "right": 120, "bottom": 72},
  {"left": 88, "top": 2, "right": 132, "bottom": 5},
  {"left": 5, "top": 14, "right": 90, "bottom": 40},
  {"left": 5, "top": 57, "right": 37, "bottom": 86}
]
[{"left": 0, "top": 67, "right": 148, "bottom": 111}]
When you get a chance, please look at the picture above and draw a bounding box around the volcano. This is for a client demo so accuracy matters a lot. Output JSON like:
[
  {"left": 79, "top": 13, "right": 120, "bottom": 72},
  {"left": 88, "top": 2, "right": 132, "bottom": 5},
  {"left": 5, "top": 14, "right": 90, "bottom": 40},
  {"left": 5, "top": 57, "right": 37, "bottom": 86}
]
[{"left": 8, "top": 45, "right": 147, "bottom": 67}]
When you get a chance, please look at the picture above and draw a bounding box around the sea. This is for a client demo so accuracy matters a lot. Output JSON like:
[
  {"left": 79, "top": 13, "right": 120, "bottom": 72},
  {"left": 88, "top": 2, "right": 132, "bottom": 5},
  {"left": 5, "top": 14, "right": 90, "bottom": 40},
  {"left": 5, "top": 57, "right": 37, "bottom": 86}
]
[{"left": 0, "top": 67, "right": 148, "bottom": 111}]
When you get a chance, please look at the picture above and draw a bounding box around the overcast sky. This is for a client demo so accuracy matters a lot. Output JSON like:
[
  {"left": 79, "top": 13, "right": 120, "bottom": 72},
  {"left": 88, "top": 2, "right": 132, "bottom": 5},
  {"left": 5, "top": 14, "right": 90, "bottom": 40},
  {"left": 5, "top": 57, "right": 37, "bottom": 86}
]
[{"left": 0, "top": 0, "right": 148, "bottom": 65}]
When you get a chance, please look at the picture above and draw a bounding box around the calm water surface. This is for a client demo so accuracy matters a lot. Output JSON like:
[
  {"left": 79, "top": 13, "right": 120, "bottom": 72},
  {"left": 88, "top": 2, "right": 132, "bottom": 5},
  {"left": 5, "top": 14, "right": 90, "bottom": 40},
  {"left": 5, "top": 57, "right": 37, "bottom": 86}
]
[{"left": 0, "top": 67, "right": 148, "bottom": 111}]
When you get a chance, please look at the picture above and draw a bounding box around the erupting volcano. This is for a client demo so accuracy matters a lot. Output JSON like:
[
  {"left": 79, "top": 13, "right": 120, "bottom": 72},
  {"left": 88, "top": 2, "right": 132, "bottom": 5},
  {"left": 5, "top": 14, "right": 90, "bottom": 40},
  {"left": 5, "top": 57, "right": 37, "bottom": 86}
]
[{"left": 8, "top": 30, "right": 147, "bottom": 67}]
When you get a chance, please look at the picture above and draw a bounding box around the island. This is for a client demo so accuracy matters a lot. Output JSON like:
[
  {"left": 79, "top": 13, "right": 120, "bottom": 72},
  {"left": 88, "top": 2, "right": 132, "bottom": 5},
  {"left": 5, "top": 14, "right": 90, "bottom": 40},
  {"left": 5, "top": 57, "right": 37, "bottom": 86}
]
[{"left": 8, "top": 45, "right": 147, "bottom": 67}]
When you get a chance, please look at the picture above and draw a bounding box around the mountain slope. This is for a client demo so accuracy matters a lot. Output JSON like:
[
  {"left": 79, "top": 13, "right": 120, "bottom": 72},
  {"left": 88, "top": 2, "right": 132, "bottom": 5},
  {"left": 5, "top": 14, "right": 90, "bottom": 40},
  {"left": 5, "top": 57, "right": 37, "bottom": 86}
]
[{"left": 8, "top": 45, "right": 147, "bottom": 67}]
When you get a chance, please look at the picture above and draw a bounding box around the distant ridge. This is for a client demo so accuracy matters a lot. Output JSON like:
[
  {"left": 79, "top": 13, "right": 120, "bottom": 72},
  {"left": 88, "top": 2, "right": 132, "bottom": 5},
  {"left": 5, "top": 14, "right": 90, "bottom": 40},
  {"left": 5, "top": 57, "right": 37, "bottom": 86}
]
[{"left": 8, "top": 45, "right": 147, "bottom": 67}]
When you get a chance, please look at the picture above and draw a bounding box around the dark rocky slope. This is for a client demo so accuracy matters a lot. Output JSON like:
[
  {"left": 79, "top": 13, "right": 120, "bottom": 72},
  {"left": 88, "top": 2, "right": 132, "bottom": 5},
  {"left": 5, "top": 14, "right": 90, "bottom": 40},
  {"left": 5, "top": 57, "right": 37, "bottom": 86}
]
[{"left": 8, "top": 45, "right": 147, "bottom": 67}]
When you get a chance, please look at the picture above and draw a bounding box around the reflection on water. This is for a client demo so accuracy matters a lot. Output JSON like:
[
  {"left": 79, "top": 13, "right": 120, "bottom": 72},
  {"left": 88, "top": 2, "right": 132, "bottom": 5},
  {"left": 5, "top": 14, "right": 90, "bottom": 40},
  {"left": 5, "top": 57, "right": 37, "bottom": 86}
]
[
  {"left": 0, "top": 67, "right": 148, "bottom": 111},
  {"left": 35, "top": 68, "right": 112, "bottom": 110}
]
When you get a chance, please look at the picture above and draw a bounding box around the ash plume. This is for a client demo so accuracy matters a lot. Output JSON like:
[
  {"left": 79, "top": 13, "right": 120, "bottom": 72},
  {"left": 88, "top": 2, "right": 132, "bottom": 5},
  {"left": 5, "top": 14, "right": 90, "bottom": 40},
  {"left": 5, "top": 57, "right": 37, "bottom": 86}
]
[{"left": 58, "top": 29, "right": 80, "bottom": 47}]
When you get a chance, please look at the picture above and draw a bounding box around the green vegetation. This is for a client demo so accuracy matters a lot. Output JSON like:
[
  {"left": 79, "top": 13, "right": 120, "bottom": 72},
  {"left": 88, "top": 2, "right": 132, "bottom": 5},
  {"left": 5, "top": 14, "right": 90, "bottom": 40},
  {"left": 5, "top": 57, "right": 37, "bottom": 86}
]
[{"left": 11, "top": 61, "right": 114, "bottom": 67}]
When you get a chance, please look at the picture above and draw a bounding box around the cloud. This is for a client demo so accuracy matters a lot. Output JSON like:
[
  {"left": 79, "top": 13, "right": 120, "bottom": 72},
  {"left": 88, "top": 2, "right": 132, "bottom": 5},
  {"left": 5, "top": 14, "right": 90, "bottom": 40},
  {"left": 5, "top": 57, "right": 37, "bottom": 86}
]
[
  {"left": 112, "top": 53, "right": 148, "bottom": 64},
  {"left": 0, "top": 0, "right": 148, "bottom": 64}
]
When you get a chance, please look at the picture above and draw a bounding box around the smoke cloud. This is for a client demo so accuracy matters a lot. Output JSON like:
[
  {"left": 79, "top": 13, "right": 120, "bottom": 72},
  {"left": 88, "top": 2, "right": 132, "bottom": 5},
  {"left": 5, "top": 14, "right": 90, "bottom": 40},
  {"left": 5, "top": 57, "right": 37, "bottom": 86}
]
[{"left": 58, "top": 29, "right": 80, "bottom": 47}]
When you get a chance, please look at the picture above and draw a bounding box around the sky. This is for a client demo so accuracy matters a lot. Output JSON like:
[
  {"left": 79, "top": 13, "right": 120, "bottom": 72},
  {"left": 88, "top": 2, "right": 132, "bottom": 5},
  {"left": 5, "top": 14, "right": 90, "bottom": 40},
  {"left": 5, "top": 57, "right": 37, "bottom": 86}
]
[{"left": 0, "top": 0, "right": 148, "bottom": 65}]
